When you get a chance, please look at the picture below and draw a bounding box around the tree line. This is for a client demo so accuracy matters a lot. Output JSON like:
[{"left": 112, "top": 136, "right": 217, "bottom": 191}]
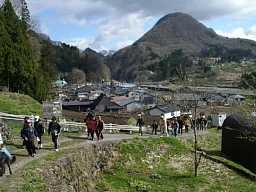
[
  {"left": 0, "top": 0, "right": 55, "bottom": 101},
  {"left": 0, "top": 0, "right": 111, "bottom": 101}
]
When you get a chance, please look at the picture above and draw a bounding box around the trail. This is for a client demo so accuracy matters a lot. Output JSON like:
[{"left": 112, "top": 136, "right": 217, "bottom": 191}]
[{"left": 0, "top": 131, "right": 209, "bottom": 184}]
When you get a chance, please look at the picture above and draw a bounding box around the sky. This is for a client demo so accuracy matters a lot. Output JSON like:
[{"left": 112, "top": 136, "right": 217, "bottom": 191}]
[{"left": 25, "top": 0, "right": 256, "bottom": 51}]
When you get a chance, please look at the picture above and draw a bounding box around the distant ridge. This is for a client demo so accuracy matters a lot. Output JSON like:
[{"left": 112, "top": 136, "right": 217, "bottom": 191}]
[{"left": 110, "top": 12, "right": 256, "bottom": 81}]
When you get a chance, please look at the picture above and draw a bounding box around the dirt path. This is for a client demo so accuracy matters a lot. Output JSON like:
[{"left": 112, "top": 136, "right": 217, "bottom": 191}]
[
  {"left": 0, "top": 131, "right": 208, "bottom": 184},
  {"left": 0, "top": 134, "right": 146, "bottom": 182}
]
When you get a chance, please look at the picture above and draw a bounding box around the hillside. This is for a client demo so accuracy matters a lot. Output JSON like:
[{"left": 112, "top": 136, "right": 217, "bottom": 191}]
[
  {"left": 110, "top": 12, "right": 256, "bottom": 81},
  {"left": 0, "top": 92, "right": 42, "bottom": 115},
  {"left": 2, "top": 129, "right": 256, "bottom": 191},
  {"left": 30, "top": 32, "right": 111, "bottom": 82}
]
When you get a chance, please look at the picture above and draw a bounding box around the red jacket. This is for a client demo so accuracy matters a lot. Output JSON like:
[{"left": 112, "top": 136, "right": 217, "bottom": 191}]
[{"left": 90, "top": 119, "right": 97, "bottom": 131}]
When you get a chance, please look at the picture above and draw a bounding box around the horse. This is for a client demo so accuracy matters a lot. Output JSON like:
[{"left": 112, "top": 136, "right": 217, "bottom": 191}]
[{"left": 0, "top": 152, "right": 16, "bottom": 176}]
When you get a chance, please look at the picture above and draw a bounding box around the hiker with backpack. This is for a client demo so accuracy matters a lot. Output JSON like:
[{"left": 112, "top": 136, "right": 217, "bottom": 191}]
[
  {"left": 21, "top": 118, "right": 37, "bottom": 157},
  {"left": 48, "top": 116, "right": 61, "bottom": 151}
]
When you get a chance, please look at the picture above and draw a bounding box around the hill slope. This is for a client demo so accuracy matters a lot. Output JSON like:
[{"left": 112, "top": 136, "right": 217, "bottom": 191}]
[
  {"left": 0, "top": 92, "right": 42, "bottom": 115},
  {"left": 110, "top": 12, "right": 256, "bottom": 81}
]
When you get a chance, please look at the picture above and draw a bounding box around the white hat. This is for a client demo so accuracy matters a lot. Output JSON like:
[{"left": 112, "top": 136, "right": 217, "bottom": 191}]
[{"left": 35, "top": 116, "right": 40, "bottom": 121}]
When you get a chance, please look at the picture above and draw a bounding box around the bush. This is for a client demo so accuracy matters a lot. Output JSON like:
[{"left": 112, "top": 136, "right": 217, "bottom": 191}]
[{"left": 128, "top": 117, "right": 137, "bottom": 126}]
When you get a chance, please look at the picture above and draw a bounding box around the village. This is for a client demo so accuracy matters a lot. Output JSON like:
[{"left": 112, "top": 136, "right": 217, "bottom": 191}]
[{"left": 49, "top": 78, "right": 255, "bottom": 128}]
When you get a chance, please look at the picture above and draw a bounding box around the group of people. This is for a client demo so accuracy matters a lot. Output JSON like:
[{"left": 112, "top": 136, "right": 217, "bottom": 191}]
[
  {"left": 140, "top": 114, "right": 207, "bottom": 137},
  {"left": 21, "top": 116, "right": 61, "bottom": 157},
  {"left": 84, "top": 112, "right": 104, "bottom": 141},
  {"left": 151, "top": 117, "right": 185, "bottom": 137}
]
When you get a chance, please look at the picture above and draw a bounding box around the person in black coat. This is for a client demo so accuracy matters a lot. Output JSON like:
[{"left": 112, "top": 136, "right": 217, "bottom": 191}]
[
  {"left": 21, "top": 119, "right": 37, "bottom": 157},
  {"left": 34, "top": 116, "right": 44, "bottom": 149},
  {"left": 48, "top": 116, "right": 61, "bottom": 151},
  {"left": 151, "top": 120, "right": 158, "bottom": 135},
  {"left": 136, "top": 114, "right": 144, "bottom": 136}
]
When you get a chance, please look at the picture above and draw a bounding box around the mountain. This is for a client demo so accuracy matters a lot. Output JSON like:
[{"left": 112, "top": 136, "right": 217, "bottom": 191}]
[
  {"left": 29, "top": 33, "right": 111, "bottom": 82},
  {"left": 110, "top": 12, "right": 256, "bottom": 81},
  {"left": 80, "top": 48, "right": 111, "bottom": 81}
]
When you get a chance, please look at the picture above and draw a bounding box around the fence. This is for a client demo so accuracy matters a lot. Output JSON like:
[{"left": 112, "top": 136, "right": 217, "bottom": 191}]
[
  {"left": 61, "top": 122, "right": 141, "bottom": 134},
  {"left": 0, "top": 112, "right": 142, "bottom": 134}
]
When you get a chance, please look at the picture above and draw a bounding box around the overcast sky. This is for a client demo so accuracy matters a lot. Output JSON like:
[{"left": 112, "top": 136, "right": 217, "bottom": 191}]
[{"left": 26, "top": 0, "right": 256, "bottom": 51}]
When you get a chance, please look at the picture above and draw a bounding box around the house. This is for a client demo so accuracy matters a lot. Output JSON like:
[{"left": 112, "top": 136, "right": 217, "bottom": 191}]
[
  {"left": 62, "top": 101, "right": 94, "bottom": 112},
  {"left": 114, "top": 97, "right": 143, "bottom": 112},
  {"left": 53, "top": 79, "right": 68, "bottom": 88},
  {"left": 89, "top": 91, "right": 103, "bottom": 101},
  {"left": 111, "top": 96, "right": 144, "bottom": 112},
  {"left": 146, "top": 104, "right": 180, "bottom": 117},
  {"left": 95, "top": 96, "right": 122, "bottom": 113},
  {"left": 77, "top": 92, "right": 89, "bottom": 101},
  {"left": 62, "top": 94, "right": 105, "bottom": 112},
  {"left": 171, "top": 93, "right": 206, "bottom": 107},
  {"left": 126, "top": 101, "right": 144, "bottom": 112},
  {"left": 128, "top": 91, "right": 156, "bottom": 108},
  {"left": 206, "top": 95, "right": 226, "bottom": 106},
  {"left": 227, "top": 95, "right": 246, "bottom": 105}
]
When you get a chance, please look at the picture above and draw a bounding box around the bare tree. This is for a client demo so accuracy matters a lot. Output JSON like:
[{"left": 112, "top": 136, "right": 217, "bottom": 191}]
[
  {"left": 68, "top": 68, "right": 86, "bottom": 85},
  {"left": 189, "top": 88, "right": 203, "bottom": 177}
]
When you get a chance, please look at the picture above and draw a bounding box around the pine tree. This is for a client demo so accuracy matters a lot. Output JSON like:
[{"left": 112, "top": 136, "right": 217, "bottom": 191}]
[
  {"left": 1, "top": 0, "right": 34, "bottom": 93},
  {"left": 0, "top": 12, "right": 13, "bottom": 90},
  {"left": 0, "top": 0, "right": 56, "bottom": 101}
]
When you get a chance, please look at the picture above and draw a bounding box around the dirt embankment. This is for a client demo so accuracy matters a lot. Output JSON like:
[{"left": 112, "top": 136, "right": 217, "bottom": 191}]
[{"left": 37, "top": 142, "right": 118, "bottom": 192}]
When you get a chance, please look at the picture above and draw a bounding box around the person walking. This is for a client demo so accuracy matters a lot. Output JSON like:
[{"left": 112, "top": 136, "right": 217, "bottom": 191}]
[
  {"left": 90, "top": 116, "right": 97, "bottom": 141},
  {"left": 177, "top": 117, "right": 183, "bottom": 135},
  {"left": 48, "top": 116, "right": 61, "bottom": 151},
  {"left": 96, "top": 116, "right": 104, "bottom": 140},
  {"left": 0, "top": 127, "right": 15, "bottom": 163},
  {"left": 136, "top": 114, "right": 144, "bottom": 136},
  {"left": 21, "top": 119, "right": 37, "bottom": 157},
  {"left": 151, "top": 120, "right": 158, "bottom": 135},
  {"left": 34, "top": 116, "right": 44, "bottom": 149},
  {"left": 84, "top": 112, "right": 93, "bottom": 140},
  {"left": 172, "top": 118, "right": 179, "bottom": 137}
]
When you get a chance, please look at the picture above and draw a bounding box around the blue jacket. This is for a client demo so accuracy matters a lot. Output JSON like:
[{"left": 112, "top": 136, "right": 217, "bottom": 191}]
[{"left": 21, "top": 127, "right": 37, "bottom": 141}]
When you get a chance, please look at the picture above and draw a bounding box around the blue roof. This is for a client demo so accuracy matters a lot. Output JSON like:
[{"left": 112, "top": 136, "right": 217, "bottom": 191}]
[{"left": 53, "top": 80, "right": 68, "bottom": 87}]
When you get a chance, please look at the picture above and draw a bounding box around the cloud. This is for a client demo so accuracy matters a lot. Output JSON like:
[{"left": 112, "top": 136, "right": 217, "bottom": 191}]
[
  {"left": 216, "top": 26, "right": 256, "bottom": 41},
  {"left": 67, "top": 12, "right": 151, "bottom": 51},
  {"left": 26, "top": 0, "right": 256, "bottom": 50},
  {"left": 68, "top": 38, "right": 94, "bottom": 51},
  {"left": 28, "top": 0, "right": 256, "bottom": 22}
]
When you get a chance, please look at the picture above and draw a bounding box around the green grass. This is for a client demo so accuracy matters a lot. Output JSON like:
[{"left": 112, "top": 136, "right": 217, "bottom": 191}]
[
  {"left": 0, "top": 92, "right": 42, "bottom": 115},
  {"left": 2, "top": 129, "right": 256, "bottom": 192},
  {"left": 96, "top": 133, "right": 256, "bottom": 192}
]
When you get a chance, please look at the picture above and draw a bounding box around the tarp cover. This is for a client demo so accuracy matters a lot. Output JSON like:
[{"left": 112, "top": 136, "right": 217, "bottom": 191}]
[{"left": 222, "top": 114, "right": 253, "bottom": 132}]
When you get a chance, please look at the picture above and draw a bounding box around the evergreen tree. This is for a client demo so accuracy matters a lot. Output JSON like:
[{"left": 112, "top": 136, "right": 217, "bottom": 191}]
[
  {"left": 0, "top": 12, "right": 13, "bottom": 90},
  {"left": 0, "top": 0, "right": 53, "bottom": 101}
]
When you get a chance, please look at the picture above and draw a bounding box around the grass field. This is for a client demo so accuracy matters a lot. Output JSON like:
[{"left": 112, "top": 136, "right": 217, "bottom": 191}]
[
  {"left": 96, "top": 130, "right": 256, "bottom": 192},
  {"left": 0, "top": 92, "right": 42, "bottom": 115},
  {"left": 1, "top": 129, "right": 256, "bottom": 192}
]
